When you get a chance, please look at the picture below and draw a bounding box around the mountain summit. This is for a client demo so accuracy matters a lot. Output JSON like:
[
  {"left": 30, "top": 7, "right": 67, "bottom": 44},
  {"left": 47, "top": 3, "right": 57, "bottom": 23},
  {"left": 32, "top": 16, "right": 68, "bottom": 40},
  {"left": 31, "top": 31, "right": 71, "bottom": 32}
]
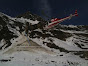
[{"left": 17, "top": 11, "right": 45, "bottom": 22}]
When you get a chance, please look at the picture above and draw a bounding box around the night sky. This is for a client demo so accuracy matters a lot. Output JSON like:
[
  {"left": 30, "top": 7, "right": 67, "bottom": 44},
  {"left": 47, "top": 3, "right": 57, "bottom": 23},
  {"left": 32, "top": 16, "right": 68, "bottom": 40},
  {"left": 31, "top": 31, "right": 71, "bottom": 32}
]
[{"left": 0, "top": 0, "right": 88, "bottom": 25}]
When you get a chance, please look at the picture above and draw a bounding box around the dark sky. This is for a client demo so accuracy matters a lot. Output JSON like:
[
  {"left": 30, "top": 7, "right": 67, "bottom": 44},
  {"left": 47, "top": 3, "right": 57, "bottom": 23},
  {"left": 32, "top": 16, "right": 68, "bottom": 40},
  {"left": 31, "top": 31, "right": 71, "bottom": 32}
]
[{"left": 0, "top": 0, "right": 88, "bottom": 25}]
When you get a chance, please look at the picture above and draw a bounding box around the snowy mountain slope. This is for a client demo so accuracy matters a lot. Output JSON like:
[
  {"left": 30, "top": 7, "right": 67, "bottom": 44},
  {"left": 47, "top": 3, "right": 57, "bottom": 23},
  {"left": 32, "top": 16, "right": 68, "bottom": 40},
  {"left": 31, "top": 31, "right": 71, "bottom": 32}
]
[
  {"left": 0, "top": 12, "right": 44, "bottom": 50},
  {"left": 0, "top": 11, "right": 88, "bottom": 66},
  {"left": 3, "top": 34, "right": 54, "bottom": 55},
  {"left": 0, "top": 11, "right": 88, "bottom": 52},
  {"left": 0, "top": 51, "right": 88, "bottom": 66},
  {"left": 30, "top": 27, "right": 88, "bottom": 51},
  {"left": 0, "top": 34, "right": 88, "bottom": 66}
]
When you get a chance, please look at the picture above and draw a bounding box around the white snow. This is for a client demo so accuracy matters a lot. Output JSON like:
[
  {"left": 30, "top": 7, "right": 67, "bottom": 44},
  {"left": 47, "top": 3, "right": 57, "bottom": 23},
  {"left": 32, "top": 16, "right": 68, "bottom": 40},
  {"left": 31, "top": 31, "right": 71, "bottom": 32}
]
[
  {"left": 60, "top": 29, "right": 88, "bottom": 34},
  {"left": 0, "top": 12, "right": 12, "bottom": 19},
  {"left": 0, "top": 39, "right": 6, "bottom": 47},
  {"left": 34, "top": 29, "right": 43, "bottom": 33},
  {"left": 31, "top": 36, "right": 86, "bottom": 51},
  {"left": 12, "top": 17, "right": 39, "bottom": 25},
  {"left": 68, "top": 25, "right": 77, "bottom": 28},
  {"left": 0, "top": 30, "right": 88, "bottom": 66},
  {"left": 0, "top": 51, "right": 88, "bottom": 66}
]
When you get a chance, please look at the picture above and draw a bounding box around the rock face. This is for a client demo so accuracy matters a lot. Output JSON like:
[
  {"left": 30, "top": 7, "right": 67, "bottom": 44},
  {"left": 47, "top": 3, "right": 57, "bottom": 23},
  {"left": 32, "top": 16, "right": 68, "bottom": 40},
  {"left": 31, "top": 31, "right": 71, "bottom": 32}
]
[
  {"left": 0, "top": 11, "right": 47, "bottom": 50},
  {"left": 16, "top": 11, "right": 45, "bottom": 21},
  {"left": 0, "top": 13, "right": 18, "bottom": 49},
  {"left": 17, "top": 11, "right": 47, "bottom": 29}
]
